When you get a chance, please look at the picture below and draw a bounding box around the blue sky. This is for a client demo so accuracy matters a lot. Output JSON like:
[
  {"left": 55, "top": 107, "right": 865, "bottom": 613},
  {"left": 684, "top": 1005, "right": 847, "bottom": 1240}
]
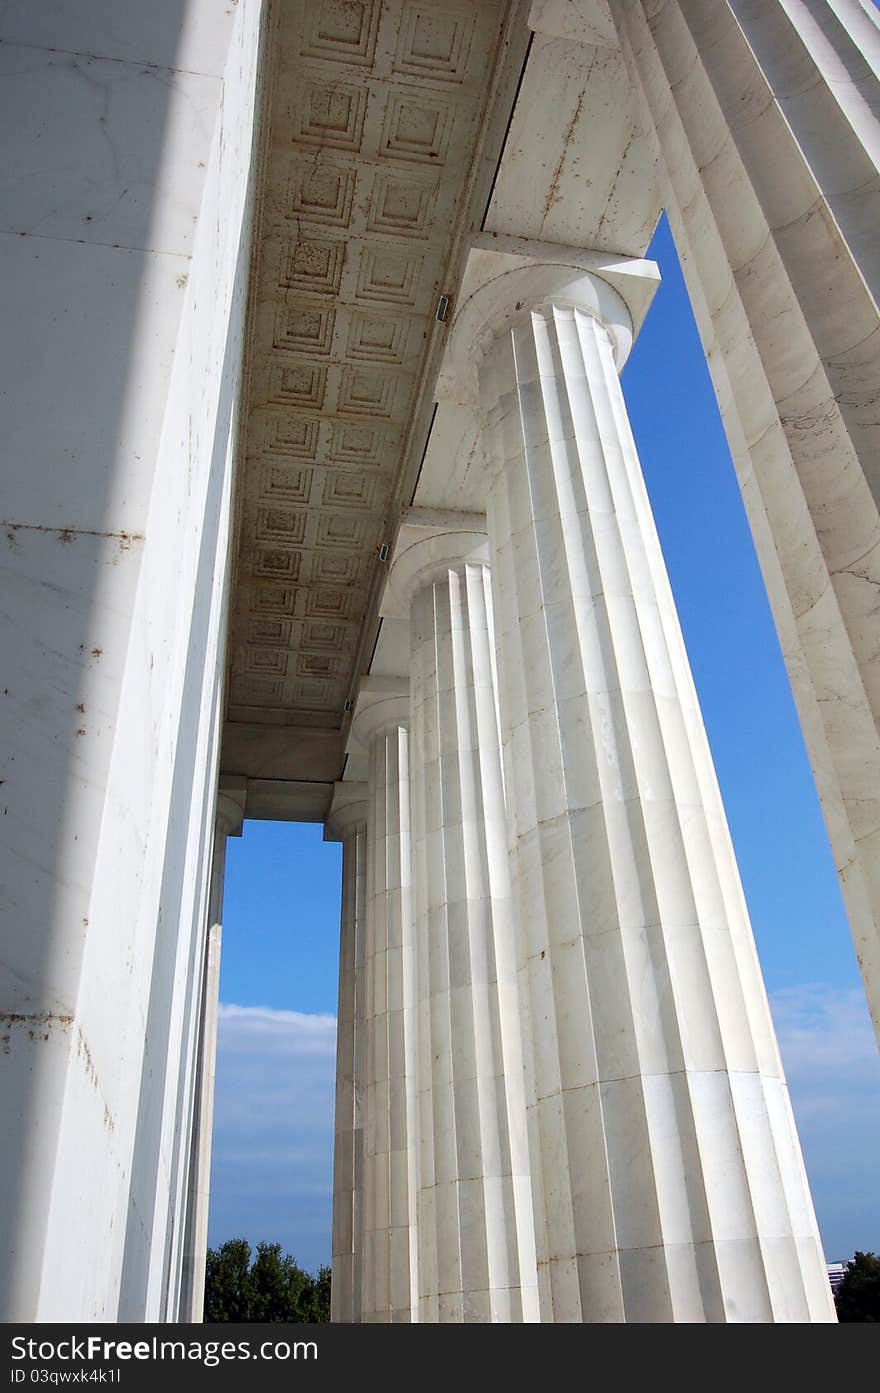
[{"left": 209, "top": 214, "right": 880, "bottom": 1276}]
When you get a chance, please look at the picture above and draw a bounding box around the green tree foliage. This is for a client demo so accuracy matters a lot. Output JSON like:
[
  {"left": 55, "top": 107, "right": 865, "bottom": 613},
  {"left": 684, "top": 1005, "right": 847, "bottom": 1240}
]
[
  {"left": 835, "top": 1251, "right": 880, "bottom": 1323},
  {"left": 204, "top": 1239, "right": 331, "bottom": 1323}
]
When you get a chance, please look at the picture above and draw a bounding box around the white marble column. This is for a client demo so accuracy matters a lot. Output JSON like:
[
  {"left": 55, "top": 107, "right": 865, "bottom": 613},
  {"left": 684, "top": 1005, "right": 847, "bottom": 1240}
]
[
  {"left": 179, "top": 785, "right": 246, "bottom": 1321},
  {"left": 325, "top": 782, "right": 368, "bottom": 1323},
  {"left": 347, "top": 681, "right": 418, "bottom": 1322},
  {"left": 448, "top": 250, "right": 835, "bottom": 1322},
  {"left": 382, "top": 514, "right": 540, "bottom": 1322},
  {"left": 616, "top": 0, "right": 880, "bottom": 1047}
]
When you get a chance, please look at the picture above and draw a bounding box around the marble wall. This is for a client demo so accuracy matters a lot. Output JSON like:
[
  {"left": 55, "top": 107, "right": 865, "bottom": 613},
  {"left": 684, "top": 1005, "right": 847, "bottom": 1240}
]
[{"left": 0, "top": 0, "right": 266, "bottom": 1320}]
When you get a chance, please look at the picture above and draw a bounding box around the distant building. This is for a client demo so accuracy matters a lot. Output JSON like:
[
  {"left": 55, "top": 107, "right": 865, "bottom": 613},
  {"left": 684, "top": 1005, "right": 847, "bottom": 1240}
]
[{"left": 827, "top": 1263, "right": 847, "bottom": 1297}]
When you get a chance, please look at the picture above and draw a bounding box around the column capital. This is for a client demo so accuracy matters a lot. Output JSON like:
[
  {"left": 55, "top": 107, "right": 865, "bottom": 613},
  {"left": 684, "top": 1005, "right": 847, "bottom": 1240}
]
[
  {"left": 324, "top": 781, "right": 368, "bottom": 843},
  {"left": 216, "top": 777, "right": 247, "bottom": 838},
  {"left": 436, "top": 235, "right": 660, "bottom": 403},
  {"left": 346, "top": 675, "right": 409, "bottom": 757},
  {"left": 528, "top": 0, "right": 620, "bottom": 49},
  {"left": 380, "top": 507, "right": 488, "bottom": 620}
]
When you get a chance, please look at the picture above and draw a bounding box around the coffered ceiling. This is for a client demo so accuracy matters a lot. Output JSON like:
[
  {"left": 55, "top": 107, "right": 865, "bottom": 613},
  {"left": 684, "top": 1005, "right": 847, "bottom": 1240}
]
[
  {"left": 221, "top": 0, "right": 661, "bottom": 804},
  {"left": 225, "top": 0, "right": 519, "bottom": 771}
]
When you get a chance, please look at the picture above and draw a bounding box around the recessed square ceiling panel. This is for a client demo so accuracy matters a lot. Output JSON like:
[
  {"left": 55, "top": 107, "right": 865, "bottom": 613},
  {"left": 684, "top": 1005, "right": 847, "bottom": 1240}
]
[{"left": 228, "top": 0, "right": 509, "bottom": 729}]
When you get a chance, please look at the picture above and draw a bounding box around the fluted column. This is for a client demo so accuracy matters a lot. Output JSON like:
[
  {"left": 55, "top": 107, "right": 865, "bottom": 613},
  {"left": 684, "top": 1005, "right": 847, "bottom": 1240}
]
[
  {"left": 616, "top": 0, "right": 880, "bottom": 1046},
  {"left": 325, "top": 783, "right": 368, "bottom": 1323},
  {"left": 449, "top": 250, "right": 835, "bottom": 1322},
  {"left": 382, "top": 513, "right": 539, "bottom": 1322},
  {"left": 179, "top": 784, "right": 246, "bottom": 1321},
  {"left": 348, "top": 681, "right": 418, "bottom": 1322}
]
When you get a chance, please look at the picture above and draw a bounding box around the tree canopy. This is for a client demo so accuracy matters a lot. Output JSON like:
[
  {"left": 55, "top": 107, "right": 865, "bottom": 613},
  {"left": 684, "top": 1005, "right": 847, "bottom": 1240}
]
[
  {"left": 834, "top": 1251, "right": 880, "bottom": 1323},
  {"left": 204, "top": 1239, "right": 330, "bottom": 1323}
]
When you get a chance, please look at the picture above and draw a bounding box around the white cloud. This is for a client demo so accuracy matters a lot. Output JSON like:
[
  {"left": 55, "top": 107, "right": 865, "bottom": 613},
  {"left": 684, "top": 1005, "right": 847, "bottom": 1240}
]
[
  {"left": 769, "top": 983, "right": 880, "bottom": 1261},
  {"left": 216, "top": 1002, "right": 337, "bottom": 1053},
  {"left": 208, "top": 988, "right": 880, "bottom": 1277},
  {"left": 770, "top": 983, "right": 880, "bottom": 1112},
  {"left": 208, "top": 1003, "right": 337, "bottom": 1274}
]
